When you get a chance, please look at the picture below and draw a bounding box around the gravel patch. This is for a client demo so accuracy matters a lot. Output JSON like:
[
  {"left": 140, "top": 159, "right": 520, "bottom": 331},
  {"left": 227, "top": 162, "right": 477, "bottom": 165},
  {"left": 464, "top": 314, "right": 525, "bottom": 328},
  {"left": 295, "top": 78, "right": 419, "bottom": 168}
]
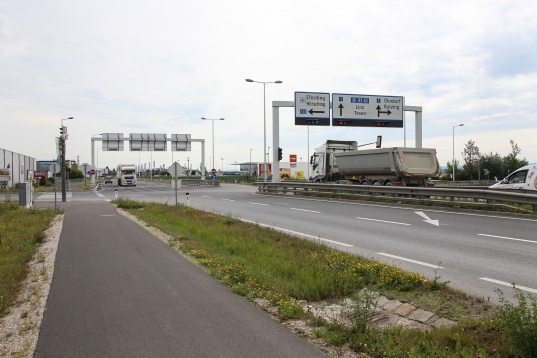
[{"left": 0, "top": 214, "right": 64, "bottom": 358}]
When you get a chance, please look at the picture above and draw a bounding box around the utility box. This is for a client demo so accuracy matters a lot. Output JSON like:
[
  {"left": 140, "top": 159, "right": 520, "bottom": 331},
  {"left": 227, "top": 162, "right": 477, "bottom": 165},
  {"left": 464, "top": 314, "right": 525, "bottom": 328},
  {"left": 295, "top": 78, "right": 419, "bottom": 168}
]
[{"left": 19, "top": 182, "right": 32, "bottom": 208}]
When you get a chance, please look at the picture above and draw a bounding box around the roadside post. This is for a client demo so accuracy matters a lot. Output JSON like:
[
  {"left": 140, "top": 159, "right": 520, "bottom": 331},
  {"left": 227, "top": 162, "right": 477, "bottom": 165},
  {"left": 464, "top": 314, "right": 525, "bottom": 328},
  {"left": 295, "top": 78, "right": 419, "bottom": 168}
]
[
  {"left": 186, "top": 192, "right": 190, "bottom": 207},
  {"left": 49, "top": 163, "right": 60, "bottom": 213},
  {"left": 168, "top": 162, "right": 185, "bottom": 206}
]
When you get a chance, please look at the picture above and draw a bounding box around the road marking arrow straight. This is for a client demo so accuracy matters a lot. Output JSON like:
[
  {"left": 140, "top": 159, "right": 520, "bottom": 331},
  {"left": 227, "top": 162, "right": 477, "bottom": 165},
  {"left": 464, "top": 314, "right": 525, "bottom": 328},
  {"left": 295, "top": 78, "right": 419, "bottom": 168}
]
[{"left": 414, "top": 211, "right": 439, "bottom": 226}]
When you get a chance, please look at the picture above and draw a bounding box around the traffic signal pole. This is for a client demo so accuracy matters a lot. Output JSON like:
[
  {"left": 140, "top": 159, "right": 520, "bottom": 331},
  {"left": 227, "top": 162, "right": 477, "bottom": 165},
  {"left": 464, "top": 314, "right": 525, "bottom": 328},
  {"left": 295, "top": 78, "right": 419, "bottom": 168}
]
[{"left": 61, "top": 136, "right": 67, "bottom": 202}]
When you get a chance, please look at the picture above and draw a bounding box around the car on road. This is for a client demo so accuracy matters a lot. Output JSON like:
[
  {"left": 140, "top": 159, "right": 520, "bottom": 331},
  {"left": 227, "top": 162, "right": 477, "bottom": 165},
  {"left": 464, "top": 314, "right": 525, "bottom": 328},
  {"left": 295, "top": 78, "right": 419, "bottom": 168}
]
[
  {"left": 104, "top": 176, "right": 113, "bottom": 184},
  {"left": 489, "top": 163, "right": 537, "bottom": 191}
]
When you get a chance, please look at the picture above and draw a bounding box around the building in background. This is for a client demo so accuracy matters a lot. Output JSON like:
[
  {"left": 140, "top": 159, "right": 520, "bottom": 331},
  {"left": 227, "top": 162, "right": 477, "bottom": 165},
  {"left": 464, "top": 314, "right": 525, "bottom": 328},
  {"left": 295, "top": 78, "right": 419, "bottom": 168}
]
[{"left": 0, "top": 148, "right": 37, "bottom": 188}]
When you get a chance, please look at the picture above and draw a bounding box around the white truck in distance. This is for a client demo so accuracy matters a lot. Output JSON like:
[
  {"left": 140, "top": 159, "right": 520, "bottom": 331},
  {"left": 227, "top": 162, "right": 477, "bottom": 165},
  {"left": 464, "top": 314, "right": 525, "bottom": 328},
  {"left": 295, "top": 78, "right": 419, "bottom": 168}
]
[
  {"left": 116, "top": 164, "right": 137, "bottom": 186},
  {"left": 310, "top": 140, "right": 441, "bottom": 186}
]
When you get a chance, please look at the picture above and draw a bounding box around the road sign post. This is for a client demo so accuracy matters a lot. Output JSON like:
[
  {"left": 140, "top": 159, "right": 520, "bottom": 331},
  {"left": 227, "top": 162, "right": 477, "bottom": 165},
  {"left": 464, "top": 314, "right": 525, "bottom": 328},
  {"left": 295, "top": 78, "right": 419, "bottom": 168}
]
[
  {"left": 168, "top": 162, "right": 185, "bottom": 206},
  {"left": 49, "top": 163, "right": 60, "bottom": 212}
]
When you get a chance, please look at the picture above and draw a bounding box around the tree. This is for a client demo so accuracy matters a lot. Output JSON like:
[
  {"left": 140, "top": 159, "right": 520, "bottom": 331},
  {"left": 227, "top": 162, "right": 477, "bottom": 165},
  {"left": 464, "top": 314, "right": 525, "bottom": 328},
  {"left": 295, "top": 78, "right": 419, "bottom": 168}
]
[
  {"left": 502, "top": 140, "right": 528, "bottom": 176},
  {"left": 479, "top": 152, "right": 503, "bottom": 180},
  {"left": 69, "top": 163, "right": 84, "bottom": 179},
  {"left": 442, "top": 160, "right": 463, "bottom": 180},
  {"left": 461, "top": 140, "right": 481, "bottom": 180}
]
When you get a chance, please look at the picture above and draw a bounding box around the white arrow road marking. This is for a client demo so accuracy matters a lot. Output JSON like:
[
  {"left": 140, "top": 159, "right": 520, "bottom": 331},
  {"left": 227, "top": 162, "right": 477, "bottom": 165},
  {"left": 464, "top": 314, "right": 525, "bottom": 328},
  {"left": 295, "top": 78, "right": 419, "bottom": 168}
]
[
  {"left": 378, "top": 253, "right": 443, "bottom": 269},
  {"left": 356, "top": 217, "right": 410, "bottom": 225},
  {"left": 480, "top": 278, "right": 537, "bottom": 294},
  {"left": 249, "top": 202, "right": 269, "bottom": 206},
  {"left": 478, "top": 234, "right": 537, "bottom": 244},
  {"left": 290, "top": 208, "right": 320, "bottom": 213},
  {"left": 415, "top": 211, "right": 439, "bottom": 226}
]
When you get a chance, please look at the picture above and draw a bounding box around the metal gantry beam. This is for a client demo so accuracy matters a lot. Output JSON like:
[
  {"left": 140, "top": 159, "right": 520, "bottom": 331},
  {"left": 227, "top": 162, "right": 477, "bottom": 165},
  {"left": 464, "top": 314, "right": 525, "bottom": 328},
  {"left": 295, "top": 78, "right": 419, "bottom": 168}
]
[{"left": 90, "top": 136, "right": 206, "bottom": 181}]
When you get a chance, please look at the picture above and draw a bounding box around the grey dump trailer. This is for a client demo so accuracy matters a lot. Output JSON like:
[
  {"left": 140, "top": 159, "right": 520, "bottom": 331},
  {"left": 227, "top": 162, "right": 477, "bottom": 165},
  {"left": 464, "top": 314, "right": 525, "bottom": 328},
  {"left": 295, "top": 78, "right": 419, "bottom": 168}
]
[{"left": 310, "top": 140, "right": 441, "bottom": 186}]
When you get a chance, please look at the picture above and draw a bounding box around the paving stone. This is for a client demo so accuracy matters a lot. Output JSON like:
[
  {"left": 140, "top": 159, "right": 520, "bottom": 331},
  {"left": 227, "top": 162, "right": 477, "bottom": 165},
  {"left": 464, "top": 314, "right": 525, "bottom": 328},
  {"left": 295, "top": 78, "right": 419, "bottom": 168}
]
[
  {"left": 432, "top": 318, "right": 457, "bottom": 329},
  {"left": 407, "top": 308, "right": 435, "bottom": 323},
  {"left": 376, "top": 295, "right": 391, "bottom": 309},
  {"left": 382, "top": 299, "right": 402, "bottom": 311},
  {"left": 396, "top": 317, "right": 430, "bottom": 331},
  {"left": 394, "top": 303, "right": 416, "bottom": 316}
]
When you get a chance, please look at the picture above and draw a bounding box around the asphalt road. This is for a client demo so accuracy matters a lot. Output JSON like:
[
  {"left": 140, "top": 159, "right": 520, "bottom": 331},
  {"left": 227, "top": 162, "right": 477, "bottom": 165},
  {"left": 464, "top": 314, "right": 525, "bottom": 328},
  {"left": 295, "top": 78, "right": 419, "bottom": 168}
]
[
  {"left": 34, "top": 181, "right": 537, "bottom": 304},
  {"left": 34, "top": 200, "right": 327, "bottom": 358}
]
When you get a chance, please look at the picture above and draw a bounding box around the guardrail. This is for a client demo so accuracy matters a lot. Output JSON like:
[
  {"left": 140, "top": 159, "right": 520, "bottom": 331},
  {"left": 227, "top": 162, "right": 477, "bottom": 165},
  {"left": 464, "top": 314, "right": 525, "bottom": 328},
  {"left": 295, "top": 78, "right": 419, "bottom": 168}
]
[{"left": 256, "top": 182, "right": 537, "bottom": 212}]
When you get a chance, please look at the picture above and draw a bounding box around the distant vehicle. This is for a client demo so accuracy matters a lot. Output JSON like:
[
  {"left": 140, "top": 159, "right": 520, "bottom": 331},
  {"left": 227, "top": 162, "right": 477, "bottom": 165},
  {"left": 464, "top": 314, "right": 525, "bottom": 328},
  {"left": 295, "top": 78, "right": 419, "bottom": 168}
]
[
  {"left": 104, "top": 176, "right": 113, "bottom": 184},
  {"left": 280, "top": 168, "right": 291, "bottom": 180},
  {"left": 116, "top": 164, "right": 137, "bottom": 186},
  {"left": 489, "top": 164, "right": 537, "bottom": 191}
]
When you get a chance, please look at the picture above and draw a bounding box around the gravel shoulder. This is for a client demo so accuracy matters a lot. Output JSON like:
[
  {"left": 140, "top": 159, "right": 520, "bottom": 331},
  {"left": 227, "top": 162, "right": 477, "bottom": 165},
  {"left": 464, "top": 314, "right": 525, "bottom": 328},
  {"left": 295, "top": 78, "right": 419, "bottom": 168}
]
[{"left": 0, "top": 214, "right": 64, "bottom": 357}]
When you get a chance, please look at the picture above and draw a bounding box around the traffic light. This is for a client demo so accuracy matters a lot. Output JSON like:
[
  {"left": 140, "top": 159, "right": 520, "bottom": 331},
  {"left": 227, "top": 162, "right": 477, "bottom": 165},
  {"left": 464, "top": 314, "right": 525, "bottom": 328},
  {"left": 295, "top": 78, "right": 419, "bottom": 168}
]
[
  {"left": 278, "top": 147, "right": 283, "bottom": 161},
  {"left": 59, "top": 126, "right": 68, "bottom": 139}
]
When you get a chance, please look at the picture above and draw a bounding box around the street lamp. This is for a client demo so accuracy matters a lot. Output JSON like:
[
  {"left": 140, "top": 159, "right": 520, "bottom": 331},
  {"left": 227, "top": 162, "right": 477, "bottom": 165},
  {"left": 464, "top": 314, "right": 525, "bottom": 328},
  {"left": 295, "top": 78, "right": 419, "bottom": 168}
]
[
  {"left": 201, "top": 117, "right": 225, "bottom": 172},
  {"left": 452, "top": 124, "right": 464, "bottom": 181},
  {"left": 249, "top": 149, "right": 252, "bottom": 179},
  {"left": 245, "top": 78, "right": 283, "bottom": 183},
  {"left": 267, "top": 146, "right": 270, "bottom": 165},
  {"left": 221, "top": 158, "right": 224, "bottom": 172}
]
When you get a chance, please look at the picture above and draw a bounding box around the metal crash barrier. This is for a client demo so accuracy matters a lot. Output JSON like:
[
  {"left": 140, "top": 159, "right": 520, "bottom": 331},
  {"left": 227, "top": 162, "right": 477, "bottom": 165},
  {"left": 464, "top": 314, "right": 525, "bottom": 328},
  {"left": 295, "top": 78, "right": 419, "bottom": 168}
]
[{"left": 256, "top": 181, "right": 537, "bottom": 212}]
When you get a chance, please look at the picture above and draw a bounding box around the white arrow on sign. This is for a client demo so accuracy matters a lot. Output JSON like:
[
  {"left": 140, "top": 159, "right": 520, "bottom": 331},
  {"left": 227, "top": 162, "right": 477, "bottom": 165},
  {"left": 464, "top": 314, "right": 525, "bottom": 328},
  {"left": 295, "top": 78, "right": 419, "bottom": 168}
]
[{"left": 414, "top": 211, "right": 439, "bottom": 226}]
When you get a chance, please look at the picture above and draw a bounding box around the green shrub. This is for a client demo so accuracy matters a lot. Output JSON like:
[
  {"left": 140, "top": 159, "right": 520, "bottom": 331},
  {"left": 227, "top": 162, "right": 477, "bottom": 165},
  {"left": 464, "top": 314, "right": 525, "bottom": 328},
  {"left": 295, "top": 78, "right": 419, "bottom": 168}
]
[{"left": 496, "top": 286, "right": 537, "bottom": 357}]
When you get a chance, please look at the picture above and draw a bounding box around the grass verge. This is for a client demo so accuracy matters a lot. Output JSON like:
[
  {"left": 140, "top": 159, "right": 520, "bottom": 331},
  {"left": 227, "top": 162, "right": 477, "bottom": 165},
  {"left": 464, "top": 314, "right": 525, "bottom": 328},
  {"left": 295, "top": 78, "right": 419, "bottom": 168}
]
[
  {"left": 0, "top": 201, "right": 56, "bottom": 317},
  {"left": 114, "top": 198, "right": 536, "bottom": 357}
]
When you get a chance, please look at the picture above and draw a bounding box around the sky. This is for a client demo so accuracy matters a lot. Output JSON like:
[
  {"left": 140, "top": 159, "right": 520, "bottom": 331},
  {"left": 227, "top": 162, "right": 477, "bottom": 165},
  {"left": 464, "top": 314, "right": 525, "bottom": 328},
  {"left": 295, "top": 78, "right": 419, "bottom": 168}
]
[{"left": 1, "top": 0, "right": 536, "bottom": 174}]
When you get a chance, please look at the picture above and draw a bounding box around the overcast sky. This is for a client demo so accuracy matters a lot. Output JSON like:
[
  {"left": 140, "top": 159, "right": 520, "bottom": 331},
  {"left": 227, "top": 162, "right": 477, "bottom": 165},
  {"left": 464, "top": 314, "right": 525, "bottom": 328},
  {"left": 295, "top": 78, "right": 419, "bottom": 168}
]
[{"left": 1, "top": 1, "right": 536, "bottom": 173}]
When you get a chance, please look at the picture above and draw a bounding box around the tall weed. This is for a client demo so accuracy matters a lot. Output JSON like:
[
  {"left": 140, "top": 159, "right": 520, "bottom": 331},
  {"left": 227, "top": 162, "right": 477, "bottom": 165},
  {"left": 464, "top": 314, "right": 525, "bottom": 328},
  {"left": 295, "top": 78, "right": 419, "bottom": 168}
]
[{"left": 496, "top": 286, "right": 537, "bottom": 357}]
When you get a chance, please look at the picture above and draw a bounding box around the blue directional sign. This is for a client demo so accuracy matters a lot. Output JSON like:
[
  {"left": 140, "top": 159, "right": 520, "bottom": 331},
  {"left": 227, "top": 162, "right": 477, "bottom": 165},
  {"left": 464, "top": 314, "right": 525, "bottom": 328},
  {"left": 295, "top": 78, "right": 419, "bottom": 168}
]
[
  {"left": 332, "top": 93, "right": 404, "bottom": 128},
  {"left": 294, "top": 91, "right": 330, "bottom": 126}
]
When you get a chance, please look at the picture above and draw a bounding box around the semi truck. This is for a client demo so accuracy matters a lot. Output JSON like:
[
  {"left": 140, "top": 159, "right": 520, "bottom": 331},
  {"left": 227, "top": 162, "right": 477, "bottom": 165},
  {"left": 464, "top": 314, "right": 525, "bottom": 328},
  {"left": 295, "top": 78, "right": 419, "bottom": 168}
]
[
  {"left": 116, "top": 164, "right": 137, "bottom": 186},
  {"left": 310, "top": 140, "right": 441, "bottom": 186}
]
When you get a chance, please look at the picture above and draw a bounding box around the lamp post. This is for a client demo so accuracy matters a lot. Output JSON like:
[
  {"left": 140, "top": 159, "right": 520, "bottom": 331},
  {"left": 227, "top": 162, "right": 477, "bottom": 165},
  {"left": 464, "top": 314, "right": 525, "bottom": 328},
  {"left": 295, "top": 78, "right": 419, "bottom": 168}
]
[
  {"left": 221, "top": 158, "right": 224, "bottom": 172},
  {"left": 267, "top": 146, "right": 270, "bottom": 168},
  {"left": 249, "top": 149, "right": 252, "bottom": 180},
  {"left": 245, "top": 78, "right": 282, "bottom": 183},
  {"left": 201, "top": 117, "right": 225, "bottom": 172},
  {"left": 452, "top": 124, "right": 464, "bottom": 181},
  {"left": 60, "top": 117, "right": 73, "bottom": 202}
]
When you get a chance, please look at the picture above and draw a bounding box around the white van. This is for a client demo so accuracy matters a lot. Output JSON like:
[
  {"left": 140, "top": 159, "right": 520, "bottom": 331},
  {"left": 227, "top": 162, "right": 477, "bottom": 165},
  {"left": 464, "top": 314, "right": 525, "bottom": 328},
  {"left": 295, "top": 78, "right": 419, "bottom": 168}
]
[{"left": 489, "top": 164, "right": 537, "bottom": 191}]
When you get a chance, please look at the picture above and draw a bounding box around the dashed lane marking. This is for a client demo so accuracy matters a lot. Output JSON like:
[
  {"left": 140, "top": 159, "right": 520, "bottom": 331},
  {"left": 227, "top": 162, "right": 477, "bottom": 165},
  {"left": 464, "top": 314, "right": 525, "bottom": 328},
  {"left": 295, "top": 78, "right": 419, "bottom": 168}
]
[
  {"left": 290, "top": 208, "right": 320, "bottom": 213},
  {"left": 480, "top": 278, "right": 537, "bottom": 294},
  {"left": 378, "top": 253, "right": 443, "bottom": 269},
  {"left": 356, "top": 217, "right": 411, "bottom": 226},
  {"left": 478, "top": 234, "right": 537, "bottom": 244}
]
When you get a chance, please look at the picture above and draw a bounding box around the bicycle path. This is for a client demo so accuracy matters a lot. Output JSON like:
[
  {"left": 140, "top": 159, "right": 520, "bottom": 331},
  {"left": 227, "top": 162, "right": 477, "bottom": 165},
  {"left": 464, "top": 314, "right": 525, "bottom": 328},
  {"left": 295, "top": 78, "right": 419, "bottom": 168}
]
[{"left": 34, "top": 201, "right": 327, "bottom": 357}]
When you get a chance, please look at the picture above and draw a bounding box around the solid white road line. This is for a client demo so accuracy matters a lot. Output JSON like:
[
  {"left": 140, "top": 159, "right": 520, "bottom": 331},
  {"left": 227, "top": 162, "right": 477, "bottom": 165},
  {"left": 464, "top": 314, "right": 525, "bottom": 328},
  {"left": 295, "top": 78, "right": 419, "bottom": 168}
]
[
  {"left": 478, "top": 234, "right": 537, "bottom": 244},
  {"left": 249, "top": 202, "right": 269, "bottom": 206},
  {"left": 480, "top": 278, "right": 537, "bottom": 294},
  {"left": 239, "top": 219, "right": 353, "bottom": 247},
  {"left": 202, "top": 195, "right": 212, "bottom": 198},
  {"left": 377, "top": 253, "right": 443, "bottom": 269},
  {"left": 356, "top": 217, "right": 411, "bottom": 225},
  {"left": 290, "top": 208, "right": 320, "bottom": 213}
]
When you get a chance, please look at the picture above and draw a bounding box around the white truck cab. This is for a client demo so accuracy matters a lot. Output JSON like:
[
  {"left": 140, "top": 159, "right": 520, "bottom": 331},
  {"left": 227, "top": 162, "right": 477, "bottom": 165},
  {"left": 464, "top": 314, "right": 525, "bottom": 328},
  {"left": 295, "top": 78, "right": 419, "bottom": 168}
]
[{"left": 489, "top": 164, "right": 537, "bottom": 191}]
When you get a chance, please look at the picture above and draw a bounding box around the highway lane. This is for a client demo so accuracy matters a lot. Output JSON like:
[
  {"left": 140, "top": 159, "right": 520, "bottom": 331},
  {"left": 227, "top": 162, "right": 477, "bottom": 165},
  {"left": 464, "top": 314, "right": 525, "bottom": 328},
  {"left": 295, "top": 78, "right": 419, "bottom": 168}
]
[{"left": 35, "top": 181, "right": 537, "bottom": 303}]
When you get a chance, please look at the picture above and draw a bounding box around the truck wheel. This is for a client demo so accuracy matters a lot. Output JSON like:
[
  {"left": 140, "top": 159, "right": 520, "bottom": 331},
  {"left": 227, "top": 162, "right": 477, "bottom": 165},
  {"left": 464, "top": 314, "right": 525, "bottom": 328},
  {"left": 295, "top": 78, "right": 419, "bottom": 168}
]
[
  {"left": 360, "top": 181, "right": 368, "bottom": 185},
  {"left": 384, "top": 181, "right": 393, "bottom": 186},
  {"left": 372, "top": 181, "right": 381, "bottom": 186}
]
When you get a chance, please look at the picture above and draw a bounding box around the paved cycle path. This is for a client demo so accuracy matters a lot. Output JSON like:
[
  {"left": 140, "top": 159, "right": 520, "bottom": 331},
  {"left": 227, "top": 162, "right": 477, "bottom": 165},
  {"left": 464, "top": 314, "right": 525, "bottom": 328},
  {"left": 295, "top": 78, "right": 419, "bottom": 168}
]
[{"left": 35, "top": 201, "right": 326, "bottom": 358}]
